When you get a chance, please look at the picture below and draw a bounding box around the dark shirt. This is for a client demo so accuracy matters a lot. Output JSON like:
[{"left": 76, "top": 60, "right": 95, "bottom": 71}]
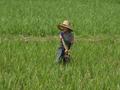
[{"left": 60, "top": 31, "right": 74, "bottom": 50}]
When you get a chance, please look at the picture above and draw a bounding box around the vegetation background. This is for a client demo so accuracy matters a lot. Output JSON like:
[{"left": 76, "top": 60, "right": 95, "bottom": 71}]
[{"left": 0, "top": 0, "right": 120, "bottom": 90}]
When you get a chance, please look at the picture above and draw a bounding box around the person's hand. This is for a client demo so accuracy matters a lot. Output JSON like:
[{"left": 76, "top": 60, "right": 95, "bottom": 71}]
[{"left": 65, "top": 49, "right": 68, "bottom": 53}]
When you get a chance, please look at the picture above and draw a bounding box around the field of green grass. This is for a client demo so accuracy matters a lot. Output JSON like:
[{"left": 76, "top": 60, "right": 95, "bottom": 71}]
[
  {"left": 0, "top": 0, "right": 120, "bottom": 36},
  {"left": 0, "top": 0, "right": 120, "bottom": 90}
]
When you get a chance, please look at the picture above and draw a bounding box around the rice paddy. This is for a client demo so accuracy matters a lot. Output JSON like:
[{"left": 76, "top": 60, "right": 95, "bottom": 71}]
[{"left": 0, "top": 0, "right": 120, "bottom": 90}]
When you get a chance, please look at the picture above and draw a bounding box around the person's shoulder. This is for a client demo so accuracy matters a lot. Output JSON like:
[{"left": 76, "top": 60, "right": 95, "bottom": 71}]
[
  {"left": 59, "top": 31, "right": 64, "bottom": 36},
  {"left": 69, "top": 32, "right": 74, "bottom": 36},
  {"left": 59, "top": 31, "right": 63, "bottom": 34}
]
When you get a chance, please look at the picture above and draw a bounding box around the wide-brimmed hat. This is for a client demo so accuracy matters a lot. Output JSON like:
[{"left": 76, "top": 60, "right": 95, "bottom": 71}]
[{"left": 57, "top": 20, "right": 73, "bottom": 31}]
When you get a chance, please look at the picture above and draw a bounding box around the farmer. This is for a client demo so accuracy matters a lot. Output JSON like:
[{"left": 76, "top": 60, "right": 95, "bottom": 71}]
[{"left": 56, "top": 20, "right": 74, "bottom": 64}]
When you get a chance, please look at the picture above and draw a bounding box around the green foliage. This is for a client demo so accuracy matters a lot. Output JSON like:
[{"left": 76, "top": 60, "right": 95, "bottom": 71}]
[
  {"left": 0, "top": 37, "right": 120, "bottom": 90},
  {"left": 0, "top": 0, "right": 120, "bottom": 90},
  {"left": 0, "top": 0, "right": 120, "bottom": 36}
]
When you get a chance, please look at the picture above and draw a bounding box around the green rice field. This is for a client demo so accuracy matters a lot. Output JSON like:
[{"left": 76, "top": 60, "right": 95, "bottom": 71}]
[{"left": 0, "top": 0, "right": 120, "bottom": 90}]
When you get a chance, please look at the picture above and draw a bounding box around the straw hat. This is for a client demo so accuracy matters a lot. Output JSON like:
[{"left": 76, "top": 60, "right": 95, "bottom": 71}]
[{"left": 57, "top": 20, "right": 73, "bottom": 31}]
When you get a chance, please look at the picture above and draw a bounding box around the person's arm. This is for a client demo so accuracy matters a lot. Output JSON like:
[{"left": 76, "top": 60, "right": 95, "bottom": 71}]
[
  {"left": 59, "top": 34, "right": 62, "bottom": 40},
  {"left": 60, "top": 33, "right": 69, "bottom": 53},
  {"left": 60, "top": 35, "right": 68, "bottom": 49}
]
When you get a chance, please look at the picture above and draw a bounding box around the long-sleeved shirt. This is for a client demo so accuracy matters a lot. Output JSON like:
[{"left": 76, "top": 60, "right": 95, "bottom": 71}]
[{"left": 60, "top": 31, "right": 74, "bottom": 50}]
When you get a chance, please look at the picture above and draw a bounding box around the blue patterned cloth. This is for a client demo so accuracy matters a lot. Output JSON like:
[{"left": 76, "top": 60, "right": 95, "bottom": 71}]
[
  {"left": 56, "top": 31, "right": 74, "bottom": 63},
  {"left": 60, "top": 31, "right": 74, "bottom": 49}
]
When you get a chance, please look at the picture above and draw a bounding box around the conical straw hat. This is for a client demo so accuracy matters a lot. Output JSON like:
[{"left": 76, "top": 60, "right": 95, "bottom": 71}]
[{"left": 57, "top": 20, "right": 73, "bottom": 31}]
